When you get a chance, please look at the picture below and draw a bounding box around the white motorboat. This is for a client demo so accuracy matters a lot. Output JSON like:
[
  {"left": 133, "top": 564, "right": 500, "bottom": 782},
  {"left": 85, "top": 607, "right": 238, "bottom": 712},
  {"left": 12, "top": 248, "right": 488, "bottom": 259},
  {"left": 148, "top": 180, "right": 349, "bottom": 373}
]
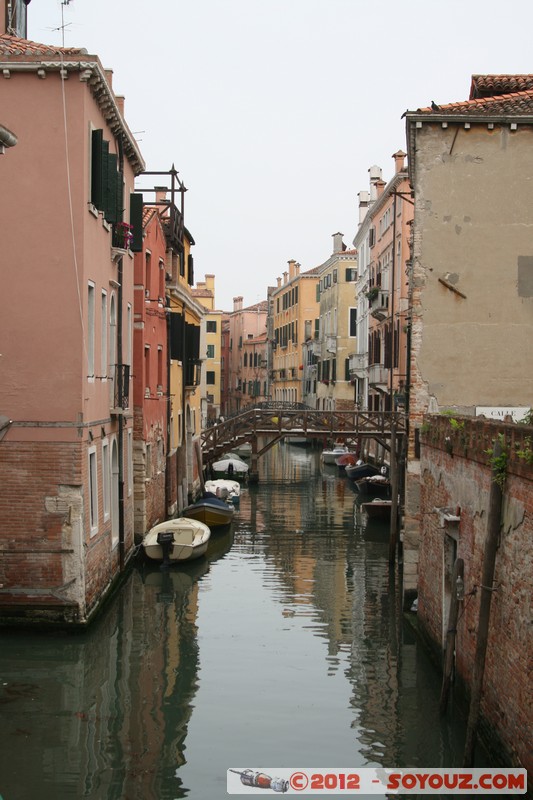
[
  {"left": 204, "top": 479, "right": 241, "bottom": 502},
  {"left": 211, "top": 457, "right": 249, "bottom": 481},
  {"left": 321, "top": 444, "right": 351, "bottom": 465},
  {"left": 142, "top": 518, "right": 211, "bottom": 564}
]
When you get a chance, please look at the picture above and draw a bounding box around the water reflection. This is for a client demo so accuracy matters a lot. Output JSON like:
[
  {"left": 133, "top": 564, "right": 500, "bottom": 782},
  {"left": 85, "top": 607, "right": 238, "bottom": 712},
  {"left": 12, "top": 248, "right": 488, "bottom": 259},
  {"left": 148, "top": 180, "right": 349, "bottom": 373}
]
[{"left": 0, "top": 445, "right": 486, "bottom": 799}]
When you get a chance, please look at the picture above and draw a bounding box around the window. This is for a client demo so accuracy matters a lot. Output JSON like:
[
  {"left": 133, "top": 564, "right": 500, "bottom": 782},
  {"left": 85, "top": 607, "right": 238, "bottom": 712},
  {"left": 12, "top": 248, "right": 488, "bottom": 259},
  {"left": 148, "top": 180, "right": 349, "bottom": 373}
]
[
  {"left": 206, "top": 344, "right": 215, "bottom": 359},
  {"left": 333, "top": 269, "right": 337, "bottom": 283},
  {"left": 91, "top": 129, "right": 123, "bottom": 223},
  {"left": 243, "top": 352, "right": 248, "bottom": 367},
  {"left": 144, "top": 345, "right": 151, "bottom": 395},
  {"left": 146, "top": 443, "right": 152, "bottom": 480},
  {"left": 145, "top": 251, "right": 152, "bottom": 296},
  {"left": 101, "top": 290, "right": 107, "bottom": 377},
  {"left": 349, "top": 308, "right": 357, "bottom": 337},
  {"left": 102, "top": 440, "right": 110, "bottom": 521},
  {"left": 345, "top": 268, "right": 357, "bottom": 282},
  {"left": 157, "top": 346, "right": 163, "bottom": 389},
  {"left": 206, "top": 320, "right": 217, "bottom": 333},
  {"left": 88, "top": 282, "right": 95, "bottom": 378},
  {"left": 206, "top": 371, "right": 215, "bottom": 385},
  {"left": 159, "top": 260, "right": 165, "bottom": 298},
  {"left": 88, "top": 447, "right": 98, "bottom": 534}
]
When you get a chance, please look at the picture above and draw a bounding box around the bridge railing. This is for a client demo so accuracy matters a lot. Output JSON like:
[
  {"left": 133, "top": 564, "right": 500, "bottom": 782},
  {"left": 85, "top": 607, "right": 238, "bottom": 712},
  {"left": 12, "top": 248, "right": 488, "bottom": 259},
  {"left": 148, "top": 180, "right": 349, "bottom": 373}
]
[{"left": 201, "top": 406, "right": 406, "bottom": 462}]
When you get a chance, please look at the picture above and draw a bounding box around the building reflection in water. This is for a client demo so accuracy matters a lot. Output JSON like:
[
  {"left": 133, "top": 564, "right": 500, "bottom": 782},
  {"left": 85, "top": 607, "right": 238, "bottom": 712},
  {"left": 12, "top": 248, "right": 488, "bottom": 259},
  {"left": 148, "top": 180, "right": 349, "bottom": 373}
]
[
  {"left": 0, "top": 447, "right": 481, "bottom": 799},
  {"left": 0, "top": 532, "right": 236, "bottom": 800}
]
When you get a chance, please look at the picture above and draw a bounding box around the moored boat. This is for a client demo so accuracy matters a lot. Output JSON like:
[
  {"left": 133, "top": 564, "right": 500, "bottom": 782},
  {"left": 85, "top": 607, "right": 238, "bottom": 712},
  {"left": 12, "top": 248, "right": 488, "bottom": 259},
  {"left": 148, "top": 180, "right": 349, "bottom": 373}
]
[
  {"left": 231, "top": 441, "right": 252, "bottom": 459},
  {"left": 345, "top": 461, "right": 379, "bottom": 481},
  {"left": 355, "top": 474, "right": 391, "bottom": 497},
  {"left": 335, "top": 452, "right": 357, "bottom": 469},
  {"left": 182, "top": 495, "right": 235, "bottom": 528},
  {"left": 204, "top": 478, "right": 241, "bottom": 503},
  {"left": 361, "top": 498, "right": 392, "bottom": 521},
  {"left": 211, "top": 457, "right": 249, "bottom": 481},
  {"left": 321, "top": 444, "right": 351, "bottom": 465},
  {"left": 142, "top": 518, "right": 211, "bottom": 564}
]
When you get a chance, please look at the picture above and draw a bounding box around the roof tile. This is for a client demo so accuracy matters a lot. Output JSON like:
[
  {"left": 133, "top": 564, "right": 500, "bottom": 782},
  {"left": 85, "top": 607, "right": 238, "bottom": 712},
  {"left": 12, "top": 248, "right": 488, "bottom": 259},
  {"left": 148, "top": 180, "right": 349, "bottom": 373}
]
[{"left": 0, "top": 33, "right": 85, "bottom": 57}]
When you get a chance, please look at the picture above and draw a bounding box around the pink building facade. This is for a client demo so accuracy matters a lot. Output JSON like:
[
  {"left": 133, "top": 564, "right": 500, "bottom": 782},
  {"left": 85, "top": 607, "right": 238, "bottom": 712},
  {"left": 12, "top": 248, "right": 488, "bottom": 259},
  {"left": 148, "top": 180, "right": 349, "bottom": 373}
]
[
  {"left": 0, "top": 34, "right": 145, "bottom": 624},
  {"left": 226, "top": 297, "right": 268, "bottom": 415},
  {"left": 133, "top": 207, "right": 170, "bottom": 539}
]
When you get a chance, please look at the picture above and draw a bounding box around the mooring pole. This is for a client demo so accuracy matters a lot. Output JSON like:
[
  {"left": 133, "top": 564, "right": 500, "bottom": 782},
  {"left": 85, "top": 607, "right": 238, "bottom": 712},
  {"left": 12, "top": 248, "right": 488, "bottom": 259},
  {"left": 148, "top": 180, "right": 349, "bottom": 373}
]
[
  {"left": 463, "top": 440, "right": 503, "bottom": 765},
  {"left": 388, "top": 421, "right": 398, "bottom": 563},
  {"left": 440, "top": 557, "right": 464, "bottom": 713}
]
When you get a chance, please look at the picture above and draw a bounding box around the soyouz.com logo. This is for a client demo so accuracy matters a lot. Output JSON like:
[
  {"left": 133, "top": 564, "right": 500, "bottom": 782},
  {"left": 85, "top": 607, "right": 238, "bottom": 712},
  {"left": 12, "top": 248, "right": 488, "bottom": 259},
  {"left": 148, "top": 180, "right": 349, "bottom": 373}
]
[{"left": 227, "top": 767, "right": 527, "bottom": 794}]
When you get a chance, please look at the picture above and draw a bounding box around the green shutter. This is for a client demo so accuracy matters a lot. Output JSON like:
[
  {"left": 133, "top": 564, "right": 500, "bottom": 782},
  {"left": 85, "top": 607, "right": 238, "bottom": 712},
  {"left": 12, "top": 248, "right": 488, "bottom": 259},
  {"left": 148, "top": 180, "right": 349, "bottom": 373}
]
[
  {"left": 105, "top": 153, "right": 118, "bottom": 223},
  {"left": 91, "top": 129, "right": 104, "bottom": 208},
  {"left": 129, "top": 192, "right": 143, "bottom": 252}
]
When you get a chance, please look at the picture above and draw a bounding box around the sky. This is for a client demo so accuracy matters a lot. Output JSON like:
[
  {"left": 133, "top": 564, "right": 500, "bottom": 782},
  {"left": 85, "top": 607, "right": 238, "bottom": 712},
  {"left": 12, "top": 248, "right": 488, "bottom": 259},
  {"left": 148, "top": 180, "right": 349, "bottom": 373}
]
[{"left": 27, "top": 0, "right": 533, "bottom": 311}]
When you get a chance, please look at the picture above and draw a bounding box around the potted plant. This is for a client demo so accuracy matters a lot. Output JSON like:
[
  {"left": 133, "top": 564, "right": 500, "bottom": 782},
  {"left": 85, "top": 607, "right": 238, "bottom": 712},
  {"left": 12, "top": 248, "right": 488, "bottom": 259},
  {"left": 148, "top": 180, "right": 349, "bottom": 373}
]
[{"left": 365, "top": 286, "right": 379, "bottom": 303}]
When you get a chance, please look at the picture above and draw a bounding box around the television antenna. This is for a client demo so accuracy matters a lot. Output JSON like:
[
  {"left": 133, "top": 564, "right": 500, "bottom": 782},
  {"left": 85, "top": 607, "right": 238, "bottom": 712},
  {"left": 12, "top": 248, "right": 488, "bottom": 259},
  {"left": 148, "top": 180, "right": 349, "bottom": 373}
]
[{"left": 59, "top": 0, "right": 73, "bottom": 47}]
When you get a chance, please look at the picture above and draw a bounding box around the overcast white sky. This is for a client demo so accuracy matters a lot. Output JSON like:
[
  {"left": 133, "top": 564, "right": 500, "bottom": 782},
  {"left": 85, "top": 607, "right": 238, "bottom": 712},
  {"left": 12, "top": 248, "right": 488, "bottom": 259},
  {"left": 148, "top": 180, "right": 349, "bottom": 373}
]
[{"left": 28, "top": 0, "right": 533, "bottom": 311}]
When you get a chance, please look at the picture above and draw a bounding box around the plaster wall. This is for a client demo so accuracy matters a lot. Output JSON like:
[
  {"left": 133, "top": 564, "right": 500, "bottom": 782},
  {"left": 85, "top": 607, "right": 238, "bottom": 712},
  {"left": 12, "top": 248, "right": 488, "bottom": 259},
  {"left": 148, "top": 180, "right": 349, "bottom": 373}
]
[{"left": 410, "top": 123, "right": 533, "bottom": 419}]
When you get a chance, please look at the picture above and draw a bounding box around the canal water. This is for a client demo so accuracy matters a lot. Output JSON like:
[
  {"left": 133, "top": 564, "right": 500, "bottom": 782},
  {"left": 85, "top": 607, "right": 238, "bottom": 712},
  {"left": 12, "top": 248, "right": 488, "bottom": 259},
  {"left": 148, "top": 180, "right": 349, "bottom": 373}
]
[{"left": 0, "top": 443, "right": 489, "bottom": 800}]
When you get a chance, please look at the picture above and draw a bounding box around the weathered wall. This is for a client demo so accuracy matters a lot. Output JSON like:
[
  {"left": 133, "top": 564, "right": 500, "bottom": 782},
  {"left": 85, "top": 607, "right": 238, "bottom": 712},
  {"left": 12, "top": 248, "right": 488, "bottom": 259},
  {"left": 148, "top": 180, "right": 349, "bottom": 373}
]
[
  {"left": 417, "top": 416, "right": 533, "bottom": 777},
  {"left": 409, "top": 123, "right": 533, "bottom": 428}
]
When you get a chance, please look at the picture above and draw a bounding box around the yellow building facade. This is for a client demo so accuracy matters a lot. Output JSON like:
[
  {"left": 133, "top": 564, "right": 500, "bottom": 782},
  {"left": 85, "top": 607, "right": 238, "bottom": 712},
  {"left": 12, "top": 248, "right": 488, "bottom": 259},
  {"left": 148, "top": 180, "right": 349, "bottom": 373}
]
[{"left": 270, "top": 260, "right": 320, "bottom": 404}]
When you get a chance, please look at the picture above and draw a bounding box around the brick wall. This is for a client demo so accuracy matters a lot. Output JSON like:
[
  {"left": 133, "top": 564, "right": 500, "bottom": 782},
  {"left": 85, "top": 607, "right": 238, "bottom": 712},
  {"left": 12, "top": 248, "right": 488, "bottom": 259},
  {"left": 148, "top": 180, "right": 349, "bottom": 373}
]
[
  {"left": 0, "top": 435, "right": 135, "bottom": 626},
  {"left": 417, "top": 416, "right": 533, "bottom": 777}
]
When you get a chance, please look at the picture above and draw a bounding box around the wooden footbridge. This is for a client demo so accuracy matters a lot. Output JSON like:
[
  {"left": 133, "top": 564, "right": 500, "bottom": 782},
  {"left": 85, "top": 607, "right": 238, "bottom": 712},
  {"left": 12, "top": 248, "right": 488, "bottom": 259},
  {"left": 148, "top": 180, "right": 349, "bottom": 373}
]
[{"left": 200, "top": 403, "right": 407, "bottom": 472}]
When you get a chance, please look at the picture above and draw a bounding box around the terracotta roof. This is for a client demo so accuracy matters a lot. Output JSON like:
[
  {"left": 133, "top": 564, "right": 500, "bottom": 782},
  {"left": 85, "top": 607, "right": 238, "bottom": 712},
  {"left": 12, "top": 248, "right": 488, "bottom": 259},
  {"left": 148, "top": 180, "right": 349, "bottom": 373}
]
[
  {"left": 415, "top": 90, "right": 533, "bottom": 116},
  {"left": 247, "top": 300, "right": 268, "bottom": 312},
  {"left": 142, "top": 206, "right": 158, "bottom": 227},
  {"left": 470, "top": 74, "right": 533, "bottom": 99},
  {"left": 0, "top": 33, "right": 86, "bottom": 57}
]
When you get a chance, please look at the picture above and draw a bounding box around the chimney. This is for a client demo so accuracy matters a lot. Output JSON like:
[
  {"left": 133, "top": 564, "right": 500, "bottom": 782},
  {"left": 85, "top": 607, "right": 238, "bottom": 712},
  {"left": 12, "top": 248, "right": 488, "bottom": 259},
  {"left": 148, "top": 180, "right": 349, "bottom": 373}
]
[
  {"left": 104, "top": 69, "right": 113, "bottom": 89},
  {"left": 295, "top": 262, "right": 301, "bottom": 277},
  {"left": 283, "top": 271, "right": 288, "bottom": 285},
  {"left": 288, "top": 259, "right": 297, "bottom": 280},
  {"left": 233, "top": 296, "right": 243, "bottom": 312},
  {"left": 358, "top": 190, "right": 370, "bottom": 224},
  {"left": 115, "top": 95, "right": 125, "bottom": 116},
  {"left": 332, "top": 232, "right": 344, "bottom": 254},
  {"left": 205, "top": 274, "right": 215, "bottom": 291},
  {"left": 375, "top": 179, "right": 386, "bottom": 198},
  {"left": 392, "top": 149, "right": 406, "bottom": 173},
  {"left": 155, "top": 186, "right": 167, "bottom": 203},
  {"left": 277, "top": 277, "right": 282, "bottom": 288},
  {"left": 368, "top": 165, "right": 383, "bottom": 201}
]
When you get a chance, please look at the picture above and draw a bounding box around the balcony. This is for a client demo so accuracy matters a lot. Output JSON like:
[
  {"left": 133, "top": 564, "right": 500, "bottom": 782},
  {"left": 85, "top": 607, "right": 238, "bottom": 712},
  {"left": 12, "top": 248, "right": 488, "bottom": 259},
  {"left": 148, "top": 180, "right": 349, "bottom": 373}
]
[
  {"left": 110, "top": 364, "right": 130, "bottom": 415},
  {"left": 368, "top": 363, "right": 389, "bottom": 388},
  {"left": 370, "top": 289, "right": 390, "bottom": 321},
  {"left": 326, "top": 336, "right": 336, "bottom": 354},
  {"left": 349, "top": 352, "right": 367, "bottom": 377},
  {"left": 310, "top": 340, "right": 321, "bottom": 356}
]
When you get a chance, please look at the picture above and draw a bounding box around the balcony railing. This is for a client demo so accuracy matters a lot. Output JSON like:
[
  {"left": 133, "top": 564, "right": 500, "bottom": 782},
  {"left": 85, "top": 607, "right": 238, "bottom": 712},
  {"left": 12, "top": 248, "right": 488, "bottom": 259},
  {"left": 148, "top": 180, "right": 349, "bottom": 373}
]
[
  {"left": 111, "top": 364, "right": 130, "bottom": 414},
  {"left": 326, "top": 336, "right": 336, "bottom": 354},
  {"left": 349, "top": 352, "right": 367, "bottom": 376},
  {"left": 370, "top": 290, "right": 390, "bottom": 321},
  {"left": 368, "top": 363, "right": 389, "bottom": 387}
]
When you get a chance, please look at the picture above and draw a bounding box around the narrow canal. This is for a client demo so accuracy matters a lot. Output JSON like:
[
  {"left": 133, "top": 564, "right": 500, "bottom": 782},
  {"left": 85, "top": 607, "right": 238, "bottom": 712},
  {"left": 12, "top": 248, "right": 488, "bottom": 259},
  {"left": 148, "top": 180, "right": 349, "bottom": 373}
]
[{"left": 0, "top": 444, "right": 489, "bottom": 800}]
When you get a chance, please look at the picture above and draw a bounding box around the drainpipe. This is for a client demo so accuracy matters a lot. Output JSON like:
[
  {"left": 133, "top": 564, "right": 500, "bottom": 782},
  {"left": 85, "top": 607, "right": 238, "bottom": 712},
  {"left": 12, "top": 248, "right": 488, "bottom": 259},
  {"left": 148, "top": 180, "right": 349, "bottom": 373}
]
[
  {"left": 117, "top": 255, "right": 125, "bottom": 570},
  {"left": 389, "top": 192, "right": 397, "bottom": 410},
  {"left": 165, "top": 300, "right": 171, "bottom": 516}
]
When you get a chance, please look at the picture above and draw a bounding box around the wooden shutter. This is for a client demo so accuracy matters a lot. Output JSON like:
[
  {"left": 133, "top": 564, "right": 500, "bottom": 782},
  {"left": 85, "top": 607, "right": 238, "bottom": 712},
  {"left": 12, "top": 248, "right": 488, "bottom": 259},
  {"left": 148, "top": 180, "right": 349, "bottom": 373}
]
[
  {"left": 105, "top": 153, "right": 118, "bottom": 223},
  {"left": 91, "top": 129, "right": 104, "bottom": 209},
  {"left": 129, "top": 192, "right": 143, "bottom": 252},
  {"left": 187, "top": 254, "right": 194, "bottom": 286},
  {"left": 170, "top": 313, "right": 184, "bottom": 360}
]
